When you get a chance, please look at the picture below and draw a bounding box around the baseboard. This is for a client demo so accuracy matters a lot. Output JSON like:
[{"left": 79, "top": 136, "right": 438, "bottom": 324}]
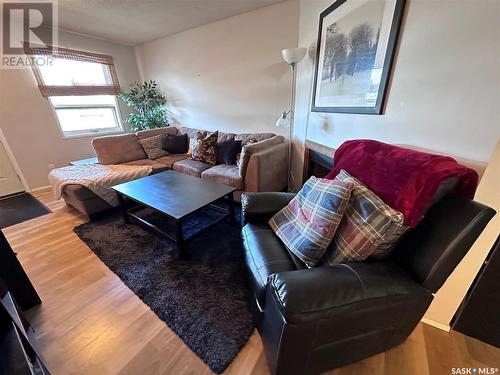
[
  {"left": 0, "top": 192, "right": 25, "bottom": 200},
  {"left": 31, "top": 185, "right": 52, "bottom": 193},
  {"left": 421, "top": 317, "right": 450, "bottom": 332}
]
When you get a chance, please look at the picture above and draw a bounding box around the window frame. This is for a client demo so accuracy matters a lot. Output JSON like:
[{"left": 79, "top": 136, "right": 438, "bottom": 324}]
[{"left": 49, "top": 96, "right": 124, "bottom": 139}]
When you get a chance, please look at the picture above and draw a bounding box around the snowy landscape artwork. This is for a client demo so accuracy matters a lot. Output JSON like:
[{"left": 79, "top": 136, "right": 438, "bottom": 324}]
[{"left": 312, "top": 0, "right": 405, "bottom": 114}]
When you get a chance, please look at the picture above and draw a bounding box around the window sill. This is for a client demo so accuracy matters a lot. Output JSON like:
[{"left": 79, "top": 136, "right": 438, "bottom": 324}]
[{"left": 61, "top": 129, "right": 125, "bottom": 140}]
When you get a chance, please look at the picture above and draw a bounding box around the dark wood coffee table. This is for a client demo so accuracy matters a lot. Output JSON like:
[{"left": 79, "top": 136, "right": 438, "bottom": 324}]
[{"left": 111, "top": 171, "right": 236, "bottom": 258}]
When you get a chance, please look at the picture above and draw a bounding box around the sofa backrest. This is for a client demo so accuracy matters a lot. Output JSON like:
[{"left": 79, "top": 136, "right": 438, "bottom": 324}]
[
  {"left": 92, "top": 126, "right": 278, "bottom": 166},
  {"left": 390, "top": 195, "right": 495, "bottom": 293},
  {"left": 177, "top": 126, "right": 200, "bottom": 139},
  {"left": 136, "top": 126, "right": 178, "bottom": 140},
  {"left": 242, "top": 135, "right": 284, "bottom": 154},
  {"left": 178, "top": 126, "right": 237, "bottom": 144},
  {"left": 178, "top": 126, "right": 275, "bottom": 146},
  {"left": 236, "top": 132, "right": 275, "bottom": 146},
  {"left": 92, "top": 133, "right": 147, "bottom": 164}
]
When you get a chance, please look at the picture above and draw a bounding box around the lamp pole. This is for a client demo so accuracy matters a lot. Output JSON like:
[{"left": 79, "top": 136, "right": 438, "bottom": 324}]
[
  {"left": 276, "top": 47, "right": 307, "bottom": 192},
  {"left": 288, "top": 62, "right": 297, "bottom": 192}
]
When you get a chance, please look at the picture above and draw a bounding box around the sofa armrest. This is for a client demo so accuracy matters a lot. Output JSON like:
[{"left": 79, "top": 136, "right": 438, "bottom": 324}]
[
  {"left": 244, "top": 142, "right": 288, "bottom": 192},
  {"left": 241, "top": 192, "right": 295, "bottom": 225},
  {"left": 238, "top": 136, "right": 284, "bottom": 177},
  {"left": 268, "top": 262, "right": 433, "bottom": 323}
]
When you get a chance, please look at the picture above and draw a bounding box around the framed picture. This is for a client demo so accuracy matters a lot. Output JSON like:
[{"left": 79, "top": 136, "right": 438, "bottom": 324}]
[{"left": 312, "top": 0, "right": 406, "bottom": 114}]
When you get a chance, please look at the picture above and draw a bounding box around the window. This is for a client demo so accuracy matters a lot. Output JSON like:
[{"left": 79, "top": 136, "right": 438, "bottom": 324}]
[
  {"left": 26, "top": 46, "right": 123, "bottom": 137},
  {"left": 49, "top": 95, "right": 122, "bottom": 137}
]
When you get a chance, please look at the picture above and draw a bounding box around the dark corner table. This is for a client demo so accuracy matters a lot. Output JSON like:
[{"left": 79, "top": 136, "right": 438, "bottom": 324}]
[{"left": 111, "top": 171, "right": 236, "bottom": 258}]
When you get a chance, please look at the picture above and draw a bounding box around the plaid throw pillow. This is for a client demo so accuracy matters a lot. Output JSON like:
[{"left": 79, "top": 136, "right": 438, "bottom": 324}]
[
  {"left": 269, "top": 177, "right": 354, "bottom": 268},
  {"left": 191, "top": 131, "right": 218, "bottom": 165},
  {"left": 321, "top": 170, "right": 408, "bottom": 265}
]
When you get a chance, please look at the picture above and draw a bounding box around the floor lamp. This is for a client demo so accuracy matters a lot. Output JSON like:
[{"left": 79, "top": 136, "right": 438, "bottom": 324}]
[{"left": 276, "top": 47, "right": 307, "bottom": 192}]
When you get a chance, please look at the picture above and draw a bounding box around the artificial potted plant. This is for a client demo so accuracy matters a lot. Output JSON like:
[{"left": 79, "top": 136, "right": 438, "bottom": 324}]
[{"left": 118, "top": 80, "right": 169, "bottom": 131}]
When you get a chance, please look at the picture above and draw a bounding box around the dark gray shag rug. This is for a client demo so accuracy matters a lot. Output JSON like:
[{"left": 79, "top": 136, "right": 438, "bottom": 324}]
[{"left": 74, "top": 205, "right": 254, "bottom": 374}]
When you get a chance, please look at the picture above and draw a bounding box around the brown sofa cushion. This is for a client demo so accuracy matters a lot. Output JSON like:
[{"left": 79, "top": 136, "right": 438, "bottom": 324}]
[
  {"left": 155, "top": 154, "right": 189, "bottom": 168},
  {"left": 136, "top": 127, "right": 178, "bottom": 140},
  {"left": 201, "top": 164, "right": 243, "bottom": 189},
  {"left": 235, "top": 132, "right": 275, "bottom": 146},
  {"left": 92, "top": 133, "right": 147, "bottom": 164},
  {"left": 172, "top": 159, "right": 211, "bottom": 177},
  {"left": 121, "top": 159, "right": 168, "bottom": 173}
]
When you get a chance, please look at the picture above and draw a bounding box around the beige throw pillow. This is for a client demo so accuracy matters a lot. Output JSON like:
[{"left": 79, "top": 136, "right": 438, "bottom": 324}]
[{"left": 139, "top": 134, "right": 169, "bottom": 160}]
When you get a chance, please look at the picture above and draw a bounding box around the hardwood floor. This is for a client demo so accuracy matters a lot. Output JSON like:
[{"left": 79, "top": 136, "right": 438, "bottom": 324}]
[{"left": 3, "top": 188, "right": 499, "bottom": 375}]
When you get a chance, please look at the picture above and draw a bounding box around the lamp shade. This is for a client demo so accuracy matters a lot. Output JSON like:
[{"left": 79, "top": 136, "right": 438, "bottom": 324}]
[
  {"left": 275, "top": 112, "right": 290, "bottom": 128},
  {"left": 281, "top": 48, "right": 307, "bottom": 65}
]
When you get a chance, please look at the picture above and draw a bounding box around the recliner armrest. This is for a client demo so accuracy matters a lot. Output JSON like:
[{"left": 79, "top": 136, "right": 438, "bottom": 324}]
[
  {"left": 268, "top": 262, "right": 432, "bottom": 323},
  {"left": 390, "top": 196, "right": 496, "bottom": 292},
  {"left": 241, "top": 192, "right": 296, "bottom": 225}
]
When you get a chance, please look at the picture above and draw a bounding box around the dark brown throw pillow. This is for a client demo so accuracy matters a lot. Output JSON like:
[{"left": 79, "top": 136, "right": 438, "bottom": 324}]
[
  {"left": 216, "top": 140, "right": 242, "bottom": 165},
  {"left": 164, "top": 133, "right": 189, "bottom": 154},
  {"left": 191, "top": 131, "right": 218, "bottom": 165}
]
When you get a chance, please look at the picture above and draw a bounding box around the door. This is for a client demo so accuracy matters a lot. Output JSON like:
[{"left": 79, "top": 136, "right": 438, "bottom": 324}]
[{"left": 0, "top": 140, "right": 24, "bottom": 197}]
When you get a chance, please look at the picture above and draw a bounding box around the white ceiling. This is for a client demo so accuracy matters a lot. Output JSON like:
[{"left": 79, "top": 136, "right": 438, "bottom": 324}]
[{"left": 54, "top": 0, "right": 286, "bottom": 45}]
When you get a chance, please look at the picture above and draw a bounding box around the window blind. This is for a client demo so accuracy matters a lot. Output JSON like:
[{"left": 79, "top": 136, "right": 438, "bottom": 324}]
[{"left": 25, "top": 45, "right": 120, "bottom": 97}]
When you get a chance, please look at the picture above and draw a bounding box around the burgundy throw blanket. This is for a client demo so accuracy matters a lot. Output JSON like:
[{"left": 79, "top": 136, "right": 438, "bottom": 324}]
[{"left": 325, "top": 140, "right": 479, "bottom": 227}]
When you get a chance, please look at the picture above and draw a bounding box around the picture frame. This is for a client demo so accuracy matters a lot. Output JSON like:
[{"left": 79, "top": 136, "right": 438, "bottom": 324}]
[{"left": 311, "top": 0, "right": 406, "bottom": 114}]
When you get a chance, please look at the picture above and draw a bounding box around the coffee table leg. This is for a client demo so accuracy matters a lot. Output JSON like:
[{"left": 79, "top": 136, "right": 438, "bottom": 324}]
[
  {"left": 227, "top": 192, "right": 235, "bottom": 224},
  {"left": 176, "top": 219, "right": 185, "bottom": 258},
  {"left": 117, "top": 193, "right": 129, "bottom": 223}
]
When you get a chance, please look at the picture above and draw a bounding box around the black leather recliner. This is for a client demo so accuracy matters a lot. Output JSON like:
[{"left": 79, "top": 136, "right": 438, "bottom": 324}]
[{"left": 241, "top": 192, "right": 495, "bottom": 375}]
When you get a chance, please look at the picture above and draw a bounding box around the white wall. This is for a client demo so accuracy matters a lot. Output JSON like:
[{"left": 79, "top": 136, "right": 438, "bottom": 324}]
[
  {"left": 293, "top": 0, "right": 500, "bottom": 328},
  {"left": 135, "top": 0, "right": 299, "bottom": 137},
  {"left": 293, "top": 0, "right": 500, "bottom": 185},
  {"left": 0, "top": 30, "right": 141, "bottom": 189}
]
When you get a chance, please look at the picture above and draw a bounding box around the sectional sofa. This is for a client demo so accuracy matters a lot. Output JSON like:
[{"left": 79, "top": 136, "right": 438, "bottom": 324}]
[{"left": 61, "top": 126, "right": 288, "bottom": 218}]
